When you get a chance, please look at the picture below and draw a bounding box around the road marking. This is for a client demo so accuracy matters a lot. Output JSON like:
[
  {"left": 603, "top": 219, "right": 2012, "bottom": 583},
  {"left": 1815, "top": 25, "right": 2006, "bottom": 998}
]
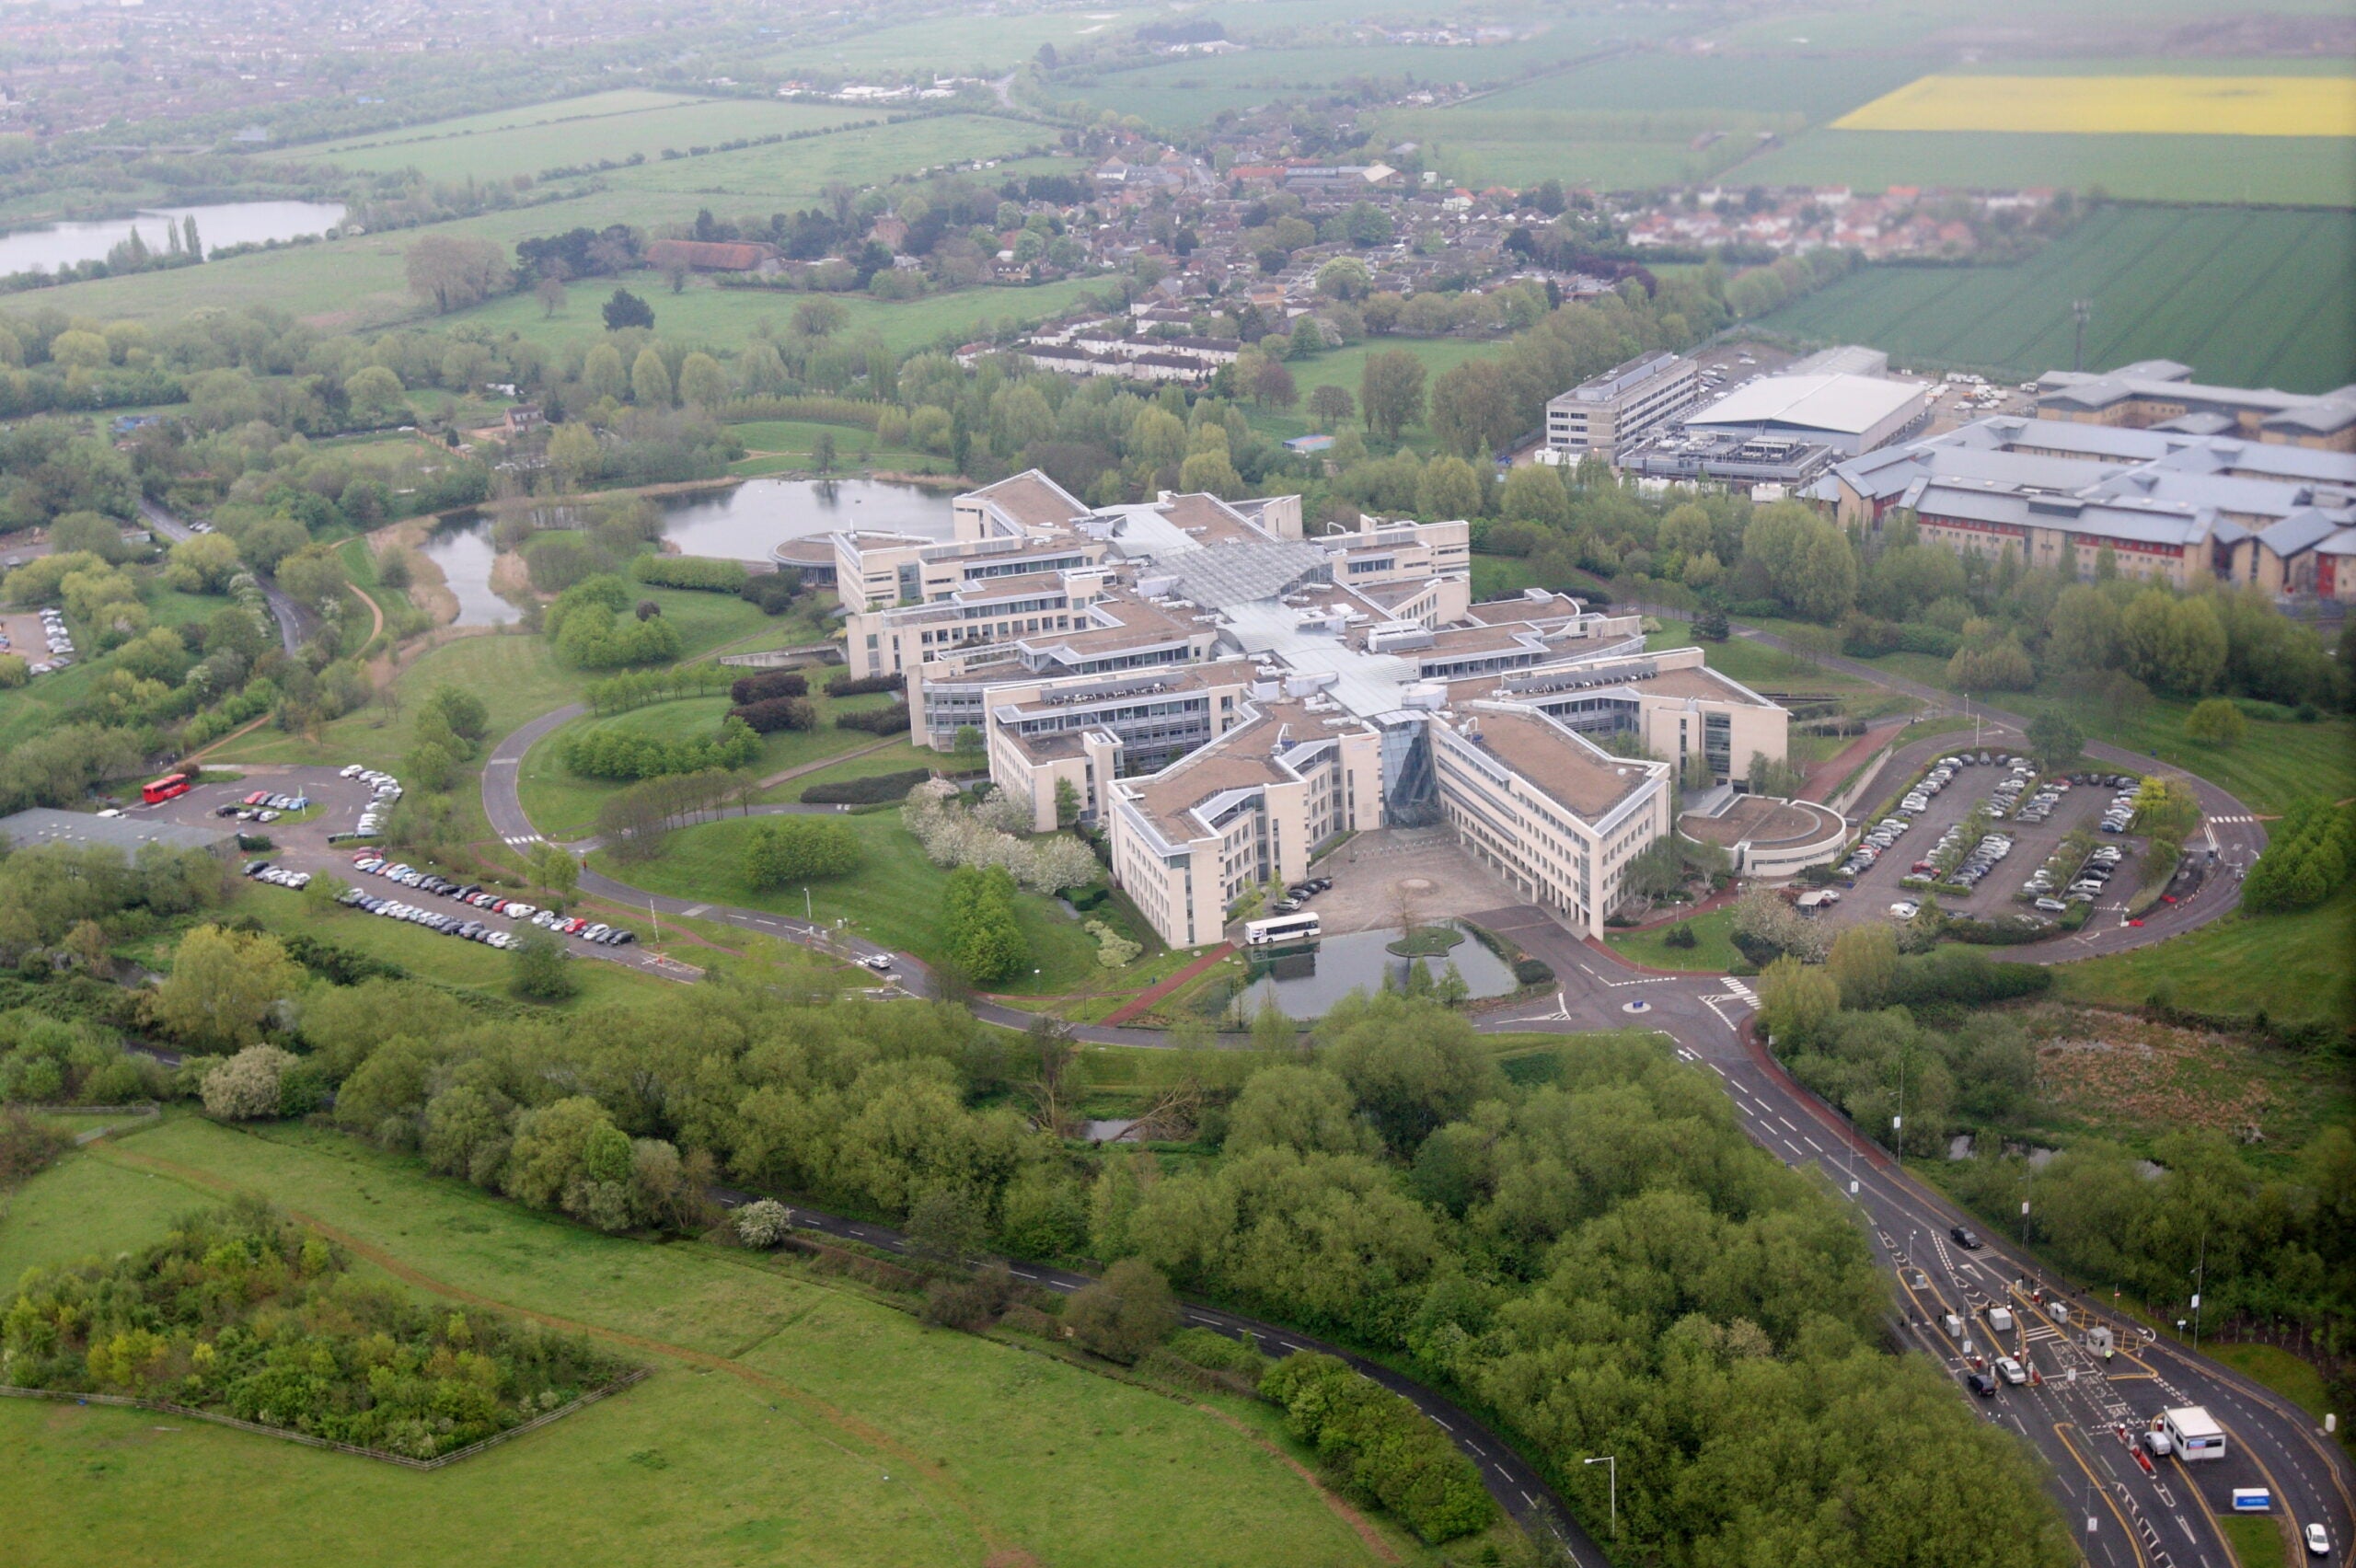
[
  {"left": 1804, "top": 1136, "right": 1824, "bottom": 1152},
  {"left": 681, "top": 905, "right": 710, "bottom": 917},
  {"left": 1521, "top": 1491, "right": 1538, "bottom": 1509},
  {"left": 1011, "top": 1269, "right": 1037, "bottom": 1279},
  {"left": 1776, "top": 1115, "right": 1798, "bottom": 1133},
  {"left": 1429, "top": 1414, "right": 1451, "bottom": 1432}
]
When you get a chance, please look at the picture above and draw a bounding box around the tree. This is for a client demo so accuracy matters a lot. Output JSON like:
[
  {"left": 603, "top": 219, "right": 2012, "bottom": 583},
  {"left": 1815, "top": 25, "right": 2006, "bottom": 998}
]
[
  {"left": 905, "top": 1187, "right": 989, "bottom": 1274},
  {"left": 163, "top": 533, "right": 242, "bottom": 594},
  {"left": 200, "top": 1044, "right": 296, "bottom": 1120},
  {"left": 1227, "top": 1065, "right": 1375, "bottom": 1157},
  {"left": 1177, "top": 447, "right": 1242, "bottom": 498},
  {"left": 2025, "top": 709, "right": 2084, "bottom": 770},
  {"left": 2184, "top": 696, "right": 2246, "bottom": 746},
  {"left": 1757, "top": 954, "right": 1839, "bottom": 1050},
  {"left": 1741, "top": 503, "right": 1856, "bottom": 623},
  {"left": 535, "top": 275, "right": 569, "bottom": 317},
  {"left": 602, "top": 289, "right": 655, "bottom": 330},
  {"left": 1360, "top": 350, "right": 1427, "bottom": 443},
  {"left": 343, "top": 364, "right": 407, "bottom": 424},
  {"left": 152, "top": 926, "right": 303, "bottom": 1052},
  {"left": 1306, "top": 383, "right": 1355, "bottom": 432},
  {"left": 1415, "top": 455, "right": 1482, "bottom": 521},
  {"left": 1065, "top": 1257, "right": 1179, "bottom": 1363},
  {"left": 511, "top": 931, "right": 581, "bottom": 1001},
  {"left": 1322, "top": 994, "right": 1498, "bottom": 1155},
  {"left": 676, "top": 352, "right": 728, "bottom": 409},
  {"left": 1827, "top": 923, "right": 1899, "bottom": 1010},
  {"left": 630, "top": 347, "right": 672, "bottom": 408},
  {"left": 734, "top": 1198, "right": 794, "bottom": 1248},
  {"left": 811, "top": 431, "right": 836, "bottom": 473},
  {"left": 583, "top": 341, "right": 629, "bottom": 399},
  {"left": 1053, "top": 778, "right": 1080, "bottom": 828},
  {"left": 1498, "top": 462, "right": 1566, "bottom": 527},
  {"left": 527, "top": 841, "right": 581, "bottom": 907},
  {"left": 404, "top": 235, "right": 507, "bottom": 314}
]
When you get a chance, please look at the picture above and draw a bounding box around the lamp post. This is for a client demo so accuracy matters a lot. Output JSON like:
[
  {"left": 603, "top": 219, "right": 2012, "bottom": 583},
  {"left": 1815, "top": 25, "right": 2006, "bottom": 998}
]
[{"left": 1584, "top": 1455, "right": 1617, "bottom": 1538}]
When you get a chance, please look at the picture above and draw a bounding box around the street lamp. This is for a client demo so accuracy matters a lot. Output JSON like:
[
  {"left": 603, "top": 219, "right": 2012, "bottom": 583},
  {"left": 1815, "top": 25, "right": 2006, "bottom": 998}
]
[{"left": 1584, "top": 1455, "right": 1617, "bottom": 1538}]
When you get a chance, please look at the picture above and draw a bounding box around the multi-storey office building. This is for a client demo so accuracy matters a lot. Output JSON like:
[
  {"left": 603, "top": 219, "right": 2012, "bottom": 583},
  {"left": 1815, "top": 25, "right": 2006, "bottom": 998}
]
[
  {"left": 814, "top": 471, "right": 1793, "bottom": 948},
  {"left": 1544, "top": 352, "right": 1702, "bottom": 457}
]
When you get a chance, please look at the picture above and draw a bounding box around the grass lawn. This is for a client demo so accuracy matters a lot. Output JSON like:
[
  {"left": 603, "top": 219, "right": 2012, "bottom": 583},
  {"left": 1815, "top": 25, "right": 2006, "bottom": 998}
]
[
  {"left": 2050, "top": 883, "right": 2354, "bottom": 1027},
  {"left": 2214, "top": 1513, "right": 2291, "bottom": 1568},
  {"left": 518, "top": 686, "right": 906, "bottom": 840},
  {"left": 0, "top": 1113, "right": 1430, "bottom": 1568},
  {"left": 588, "top": 812, "right": 1109, "bottom": 996},
  {"left": 222, "top": 882, "right": 675, "bottom": 1008},
  {"left": 1242, "top": 338, "right": 1499, "bottom": 447},
  {"left": 1606, "top": 906, "right": 1738, "bottom": 972},
  {"left": 758, "top": 740, "right": 941, "bottom": 804},
  {"left": 724, "top": 419, "right": 949, "bottom": 478},
  {"left": 2205, "top": 1342, "right": 2335, "bottom": 1424}
]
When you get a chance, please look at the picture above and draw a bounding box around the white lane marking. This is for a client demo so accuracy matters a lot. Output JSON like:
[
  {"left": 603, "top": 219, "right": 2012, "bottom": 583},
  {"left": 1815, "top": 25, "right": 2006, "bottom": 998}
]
[
  {"left": 1804, "top": 1136, "right": 1824, "bottom": 1152},
  {"left": 1011, "top": 1268, "right": 1038, "bottom": 1279},
  {"left": 1776, "top": 1115, "right": 1798, "bottom": 1133}
]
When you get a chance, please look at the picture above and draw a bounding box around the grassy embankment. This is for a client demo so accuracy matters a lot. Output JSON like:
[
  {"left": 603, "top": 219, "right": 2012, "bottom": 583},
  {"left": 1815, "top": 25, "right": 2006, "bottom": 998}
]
[{"left": 0, "top": 1112, "right": 1440, "bottom": 1568}]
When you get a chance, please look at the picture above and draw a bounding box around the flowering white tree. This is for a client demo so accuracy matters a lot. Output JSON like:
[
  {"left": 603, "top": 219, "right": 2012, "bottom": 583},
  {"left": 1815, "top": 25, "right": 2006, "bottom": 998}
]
[{"left": 902, "top": 783, "right": 1100, "bottom": 894}]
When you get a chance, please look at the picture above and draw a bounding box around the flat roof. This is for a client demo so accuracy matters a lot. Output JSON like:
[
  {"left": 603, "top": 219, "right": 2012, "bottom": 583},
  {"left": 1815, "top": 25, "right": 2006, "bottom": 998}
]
[
  {"left": 967, "top": 469, "right": 1089, "bottom": 531},
  {"left": 1553, "top": 351, "right": 1686, "bottom": 406},
  {"left": 1456, "top": 707, "right": 1652, "bottom": 820},
  {"left": 1686, "top": 373, "right": 1924, "bottom": 437}
]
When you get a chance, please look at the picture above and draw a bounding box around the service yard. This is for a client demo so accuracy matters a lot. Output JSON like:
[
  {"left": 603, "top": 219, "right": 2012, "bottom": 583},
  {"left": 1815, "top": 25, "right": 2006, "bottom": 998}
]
[{"left": 1821, "top": 751, "right": 2149, "bottom": 933}]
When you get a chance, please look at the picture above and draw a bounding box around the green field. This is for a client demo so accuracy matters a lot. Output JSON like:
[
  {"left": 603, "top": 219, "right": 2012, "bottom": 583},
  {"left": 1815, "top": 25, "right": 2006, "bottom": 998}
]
[
  {"left": 764, "top": 9, "right": 1159, "bottom": 75},
  {"left": 0, "top": 1115, "right": 1431, "bottom": 1568},
  {"left": 589, "top": 811, "right": 1113, "bottom": 997},
  {"left": 517, "top": 685, "right": 905, "bottom": 840},
  {"left": 1759, "top": 205, "right": 2356, "bottom": 393},
  {"left": 726, "top": 419, "right": 950, "bottom": 478},
  {"left": 2051, "top": 883, "right": 2355, "bottom": 1027},
  {"left": 460, "top": 269, "right": 1110, "bottom": 358},
  {"left": 273, "top": 92, "right": 874, "bottom": 182},
  {"left": 1605, "top": 906, "right": 1739, "bottom": 972}
]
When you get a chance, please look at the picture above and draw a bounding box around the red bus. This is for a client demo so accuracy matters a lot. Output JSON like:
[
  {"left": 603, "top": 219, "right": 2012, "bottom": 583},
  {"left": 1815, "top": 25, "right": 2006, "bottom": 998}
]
[{"left": 140, "top": 772, "right": 191, "bottom": 805}]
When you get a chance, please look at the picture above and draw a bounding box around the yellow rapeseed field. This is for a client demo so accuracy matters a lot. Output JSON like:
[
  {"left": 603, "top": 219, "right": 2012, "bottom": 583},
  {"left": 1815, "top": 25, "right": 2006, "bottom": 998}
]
[{"left": 1832, "top": 75, "right": 2356, "bottom": 137}]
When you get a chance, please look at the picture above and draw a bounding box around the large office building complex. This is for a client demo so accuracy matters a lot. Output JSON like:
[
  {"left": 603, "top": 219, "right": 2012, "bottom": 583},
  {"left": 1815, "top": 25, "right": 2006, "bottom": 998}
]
[
  {"left": 1545, "top": 352, "right": 1702, "bottom": 458},
  {"left": 817, "top": 470, "right": 1792, "bottom": 948}
]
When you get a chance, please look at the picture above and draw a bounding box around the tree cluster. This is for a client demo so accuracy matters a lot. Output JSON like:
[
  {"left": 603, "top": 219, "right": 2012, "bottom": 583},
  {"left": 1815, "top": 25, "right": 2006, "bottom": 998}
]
[
  {"left": 942, "top": 864, "right": 1030, "bottom": 986},
  {"left": 2240, "top": 798, "right": 2354, "bottom": 915},
  {"left": 1260, "top": 1352, "right": 1495, "bottom": 1543},
  {"left": 560, "top": 713, "right": 760, "bottom": 782},
  {"left": 744, "top": 818, "right": 862, "bottom": 887},
  {"left": 545, "top": 575, "right": 683, "bottom": 669}
]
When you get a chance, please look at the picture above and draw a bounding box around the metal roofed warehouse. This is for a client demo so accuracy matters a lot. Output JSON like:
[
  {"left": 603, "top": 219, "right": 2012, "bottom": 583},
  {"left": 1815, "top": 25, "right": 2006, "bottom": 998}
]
[{"left": 1682, "top": 372, "right": 1931, "bottom": 455}]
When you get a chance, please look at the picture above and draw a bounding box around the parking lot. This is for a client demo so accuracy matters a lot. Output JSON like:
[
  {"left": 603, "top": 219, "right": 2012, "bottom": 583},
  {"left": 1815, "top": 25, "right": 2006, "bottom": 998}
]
[
  {"left": 130, "top": 763, "right": 653, "bottom": 961},
  {"left": 1822, "top": 750, "right": 2149, "bottom": 931}
]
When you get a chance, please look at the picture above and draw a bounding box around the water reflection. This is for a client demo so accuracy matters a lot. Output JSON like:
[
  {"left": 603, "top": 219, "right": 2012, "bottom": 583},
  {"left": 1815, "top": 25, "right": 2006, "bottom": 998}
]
[
  {"left": 1236, "top": 923, "right": 1518, "bottom": 1020},
  {"left": 0, "top": 201, "right": 348, "bottom": 274},
  {"left": 416, "top": 478, "right": 953, "bottom": 624},
  {"left": 417, "top": 515, "right": 519, "bottom": 628}
]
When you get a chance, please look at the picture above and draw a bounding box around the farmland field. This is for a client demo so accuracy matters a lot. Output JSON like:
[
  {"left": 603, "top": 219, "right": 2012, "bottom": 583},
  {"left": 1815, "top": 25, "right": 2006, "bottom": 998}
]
[
  {"left": 1757, "top": 204, "right": 2356, "bottom": 393},
  {"left": 1833, "top": 74, "right": 2356, "bottom": 137},
  {"left": 272, "top": 91, "right": 873, "bottom": 181},
  {"left": 764, "top": 8, "right": 1158, "bottom": 75},
  {"left": 1733, "top": 125, "right": 2354, "bottom": 207},
  {"left": 0, "top": 1115, "right": 1434, "bottom": 1568}
]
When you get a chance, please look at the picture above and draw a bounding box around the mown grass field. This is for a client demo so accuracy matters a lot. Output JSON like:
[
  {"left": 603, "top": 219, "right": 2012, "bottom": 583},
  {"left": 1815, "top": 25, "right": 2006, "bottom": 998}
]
[
  {"left": 0, "top": 1114, "right": 1432, "bottom": 1568},
  {"left": 764, "top": 8, "right": 1157, "bottom": 75},
  {"left": 2051, "top": 882, "right": 2354, "bottom": 1027},
  {"left": 271, "top": 91, "right": 874, "bottom": 181},
  {"left": 516, "top": 684, "right": 903, "bottom": 840},
  {"left": 1606, "top": 906, "right": 1739, "bottom": 972},
  {"left": 589, "top": 811, "right": 1113, "bottom": 996},
  {"left": 463, "top": 270, "right": 1108, "bottom": 357},
  {"left": 725, "top": 419, "right": 951, "bottom": 478},
  {"left": 1759, "top": 204, "right": 2356, "bottom": 393}
]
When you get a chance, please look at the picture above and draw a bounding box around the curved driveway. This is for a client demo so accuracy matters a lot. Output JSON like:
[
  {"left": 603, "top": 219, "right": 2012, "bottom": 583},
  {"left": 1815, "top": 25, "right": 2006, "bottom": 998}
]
[{"left": 480, "top": 653, "right": 2347, "bottom": 1564}]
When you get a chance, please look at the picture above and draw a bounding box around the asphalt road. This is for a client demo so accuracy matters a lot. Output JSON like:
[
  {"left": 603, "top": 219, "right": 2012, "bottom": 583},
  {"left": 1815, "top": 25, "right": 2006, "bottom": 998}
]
[
  {"left": 139, "top": 497, "right": 313, "bottom": 653},
  {"left": 467, "top": 651, "right": 2350, "bottom": 1563}
]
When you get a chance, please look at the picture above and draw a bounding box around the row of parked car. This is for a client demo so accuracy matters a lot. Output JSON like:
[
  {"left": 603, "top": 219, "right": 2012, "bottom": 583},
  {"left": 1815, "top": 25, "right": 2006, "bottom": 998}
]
[
  {"left": 14, "top": 607, "right": 75, "bottom": 674},
  {"left": 2023, "top": 843, "right": 2124, "bottom": 912},
  {"left": 241, "top": 861, "right": 311, "bottom": 891},
  {"left": 1268, "top": 875, "right": 1333, "bottom": 918},
  {"left": 215, "top": 788, "right": 311, "bottom": 824},
  {"left": 2096, "top": 783, "right": 2142, "bottom": 835},
  {"left": 1839, "top": 811, "right": 1915, "bottom": 880},
  {"left": 341, "top": 765, "right": 403, "bottom": 836},
  {"left": 349, "top": 853, "right": 637, "bottom": 946}
]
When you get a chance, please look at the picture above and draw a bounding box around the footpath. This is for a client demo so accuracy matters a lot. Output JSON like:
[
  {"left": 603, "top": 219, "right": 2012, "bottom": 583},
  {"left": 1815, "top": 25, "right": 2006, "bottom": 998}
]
[{"left": 1101, "top": 943, "right": 1236, "bottom": 1027}]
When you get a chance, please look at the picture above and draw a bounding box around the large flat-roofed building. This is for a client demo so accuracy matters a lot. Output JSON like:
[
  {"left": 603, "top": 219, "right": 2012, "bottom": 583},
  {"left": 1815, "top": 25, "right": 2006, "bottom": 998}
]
[
  {"left": 1680, "top": 372, "right": 1930, "bottom": 457},
  {"left": 0, "top": 807, "right": 237, "bottom": 859},
  {"left": 847, "top": 471, "right": 1796, "bottom": 949},
  {"left": 2037, "top": 361, "right": 2356, "bottom": 452},
  {"left": 1546, "top": 352, "right": 1701, "bottom": 457},
  {"left": 1819, "top": 402, "right": 2356, "bottom": 594}
]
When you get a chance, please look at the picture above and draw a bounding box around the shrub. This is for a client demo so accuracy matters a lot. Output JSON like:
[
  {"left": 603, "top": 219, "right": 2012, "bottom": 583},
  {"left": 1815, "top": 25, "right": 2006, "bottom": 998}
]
[
  {"left": 1065, "top": 1257, "right": 1179, "bottom": 1363},
  {"left": 801, "top": 768, "right": 930, "bottom": 805},
  {"left": 1511, "top": 957, "right": 1553, "bottom": 986},
  {"left": 834, "top": 703, "right": 910, "bottom": 735},
  {"left": 730, "top": 695, "right": 814, "bottom": 732},
  {"left": 733, "top": 1198, "right": 794, "bottom": 1248},
  {"left": 826, "top": 672, "right": 902, "bottom": 698},
  {"left": 729, "top": 670, "right": 808, "bottom": 705},
  {"left": 1259, "top": 1352, "right": 1496, "bottom": 1543},
  {"left": 561, "top": 715, "right": 761, "bottom": 780},
  {"left": 510, "top": 931, "right": 581, "bottom": 1001},
  {"left": 1664, "top": 924, "right": 1698, "bottom": 949},
  {"left": 740, "top": 571, "right": 801, "bottom": 615},
  {"left": 630, "top": 554, "right": 746, "bottom": 592}
]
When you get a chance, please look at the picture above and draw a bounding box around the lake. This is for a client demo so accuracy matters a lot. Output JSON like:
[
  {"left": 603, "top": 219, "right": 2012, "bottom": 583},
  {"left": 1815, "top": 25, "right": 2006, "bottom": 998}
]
[
  {"left": 420, "top": 478, "right": 953, "bottom": 626},
  {"left": 656, "top": 478, "right": 956, "bottom": 559},
  {"left": 0, "top": 201, "right": 349, "bottom": 276},
  {"left": 1237, "top": 922, "right": 1519, "bottom": 1020}
]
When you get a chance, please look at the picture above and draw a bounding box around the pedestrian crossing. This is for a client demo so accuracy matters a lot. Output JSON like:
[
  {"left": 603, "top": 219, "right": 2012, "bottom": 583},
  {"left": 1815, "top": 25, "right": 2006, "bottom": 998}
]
[
  {"left": 1720, "top": 976, "right": 1756, "bottom": 1005},
  {"left": 502, "top": 833, "right": 544, "bottom": 847},
  {"left": 2206, "top": 814, "right": 2255, "bottom": 825}
]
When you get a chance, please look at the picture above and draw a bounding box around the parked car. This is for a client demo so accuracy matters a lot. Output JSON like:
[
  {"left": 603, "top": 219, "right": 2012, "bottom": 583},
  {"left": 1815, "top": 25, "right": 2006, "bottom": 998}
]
[{"left": 1995, "top": 1355, "right": 2027, "bottom": 1386}]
